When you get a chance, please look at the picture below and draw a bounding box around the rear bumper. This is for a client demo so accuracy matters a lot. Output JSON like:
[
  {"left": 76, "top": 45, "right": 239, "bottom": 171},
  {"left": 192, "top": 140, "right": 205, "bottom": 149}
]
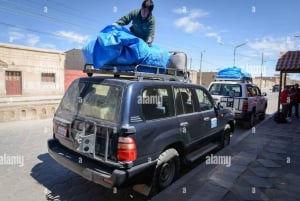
[
  {"left": 234, "top": 110, "right": 252, "bottom": 120},
  {"left": 48, "top": 138, "right": 156, "bottom": 189}
]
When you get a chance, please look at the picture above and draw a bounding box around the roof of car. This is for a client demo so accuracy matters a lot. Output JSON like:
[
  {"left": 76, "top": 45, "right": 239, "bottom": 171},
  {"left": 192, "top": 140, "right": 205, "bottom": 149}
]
[{"left": 76, "top": 76, "right": 204, "bottom": 88}]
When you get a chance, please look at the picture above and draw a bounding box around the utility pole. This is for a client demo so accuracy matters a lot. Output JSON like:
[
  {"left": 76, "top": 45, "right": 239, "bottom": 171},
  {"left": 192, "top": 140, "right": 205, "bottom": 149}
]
[
  {"left": 199, "top": 51, "right": 205, "bottom": 85},
  {"left": 260, "top": 52, "right": 264, "bottom": 89},
  {"left": 233, "top": 42, "right": 247, "bottom": 66}
]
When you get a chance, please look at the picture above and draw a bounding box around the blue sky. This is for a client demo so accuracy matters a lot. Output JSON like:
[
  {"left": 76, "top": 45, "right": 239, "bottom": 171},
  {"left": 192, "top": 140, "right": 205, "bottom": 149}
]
[{"left": 0, "top": 0, "right": 300, "bottom": 77}]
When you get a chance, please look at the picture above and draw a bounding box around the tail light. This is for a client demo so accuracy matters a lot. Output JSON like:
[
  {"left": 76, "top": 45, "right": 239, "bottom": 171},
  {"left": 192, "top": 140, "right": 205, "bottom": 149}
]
[
  {"left": 242, "top": 101, "right": 248, "bottom": 110},
  {"left": 117, "top": 136, "right": 137, "bottom": 162}
]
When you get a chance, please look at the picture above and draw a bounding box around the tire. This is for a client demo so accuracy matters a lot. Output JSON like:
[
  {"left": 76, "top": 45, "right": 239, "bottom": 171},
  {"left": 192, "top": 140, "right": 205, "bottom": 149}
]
[
  {"left": 152, "top": 148, "right": 180, "bottom": 193},
  {"left": 245, "top": 111, "right": 255, "bottom": 129},
  {"left": 220, "top": 124, "right": 231, "bottom": 148},
  {"left": 87, "top": 73, "right": 93, "bottom": 77},
  {"left": 259, "top": 106, "right": 267, "bottom": 120}
]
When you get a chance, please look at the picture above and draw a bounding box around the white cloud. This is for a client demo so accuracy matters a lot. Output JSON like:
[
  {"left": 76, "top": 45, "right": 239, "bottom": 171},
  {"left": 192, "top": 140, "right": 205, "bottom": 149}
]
[
  {"left": 113, "top": 6, "right": 118, "bottom": 13},
  {"left": 55, "top": 31, "right": 89, "bottom": 44},
  {"left": 205, "top": 32, "right": 223, "bottom": 44},
  {"left": 39, "top": 43, "right": 57, "bottom": 50},
  {"left": 173, "top": 8, "right": 209, "bottom": 33},
  {"left": 27, "top": 34, "right": 40, "bottom": 46},
  {"left": 174, "top": 6, "right": 188, "bottom": 14},
  {"left": 248, "top": 36, "right": 299, "bottom": 56},
  {"left": 9, "top": 32, "right": 24, "bottom": 43}
]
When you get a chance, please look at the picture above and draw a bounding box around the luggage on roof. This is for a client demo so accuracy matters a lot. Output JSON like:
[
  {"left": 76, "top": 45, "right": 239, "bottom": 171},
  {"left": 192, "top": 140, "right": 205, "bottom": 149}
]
[
  {"left": 215, "top": 67, "right": 252, "bottom": 81},
  {"left": 82, "top": 25, "right": 170, "bottom": 73}
]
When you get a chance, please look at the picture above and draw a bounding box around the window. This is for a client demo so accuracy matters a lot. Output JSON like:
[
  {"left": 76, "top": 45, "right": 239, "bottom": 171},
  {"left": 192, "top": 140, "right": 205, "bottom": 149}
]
[
  {"left": 195, "top": 88, "right": 213, "bottom": 111},
  {"left": 247, "top": 86, "right": 257, "bottom": 97},
  {"left": 59, "top": 81, "right": 123, "bottom": 122},
  {"left": 209, "top": 83, "right": 241, "bottom": 97},
  {"left": 174, "top": 88, "right": 197, "bottom": 115},
  {"left": 141, "top": 86, "right": 174, "bottom": 120},
  {"left": 41, "top": 73, "right": 55, "bottom": 82}
]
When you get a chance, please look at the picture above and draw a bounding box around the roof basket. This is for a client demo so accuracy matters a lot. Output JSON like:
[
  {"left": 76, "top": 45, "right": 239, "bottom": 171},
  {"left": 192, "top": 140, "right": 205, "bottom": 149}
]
[
  {"left": 83, "top": 64, "right": 190, "bottom": 82},
  {"left": 214, "top": 77, "right": 253, "bottom": 83}
]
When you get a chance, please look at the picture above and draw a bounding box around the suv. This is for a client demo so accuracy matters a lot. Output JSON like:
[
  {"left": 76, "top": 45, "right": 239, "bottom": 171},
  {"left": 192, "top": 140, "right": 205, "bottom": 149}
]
[
  {"left": 48, "top": 70, "right": 235, "bottom": 195},
  {"left": 208, "top": 80, "right": 268, "bottom": 128}
]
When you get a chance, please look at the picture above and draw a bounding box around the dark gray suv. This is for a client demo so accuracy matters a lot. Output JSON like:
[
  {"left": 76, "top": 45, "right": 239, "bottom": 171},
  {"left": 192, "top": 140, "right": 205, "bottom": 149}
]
[{"left": 48, "top": 72, "right": 235, "bottom": 195}]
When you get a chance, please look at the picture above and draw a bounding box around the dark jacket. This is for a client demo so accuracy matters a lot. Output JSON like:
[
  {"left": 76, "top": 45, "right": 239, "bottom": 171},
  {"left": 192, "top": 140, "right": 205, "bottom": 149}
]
[{"left": 116, "top": 9, "right": 155, "bottom": 45}]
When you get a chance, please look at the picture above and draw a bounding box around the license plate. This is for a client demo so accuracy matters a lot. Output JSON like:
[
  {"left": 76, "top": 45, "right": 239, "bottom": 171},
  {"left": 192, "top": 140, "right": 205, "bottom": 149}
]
[{"left": 57, "top": 126, "right": 67, "bottom": 137}]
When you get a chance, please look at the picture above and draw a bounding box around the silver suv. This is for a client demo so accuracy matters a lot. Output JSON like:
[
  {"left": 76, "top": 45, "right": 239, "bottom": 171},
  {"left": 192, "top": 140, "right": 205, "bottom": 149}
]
[{"left": 208, "top": 80, "right": 268, "bottom": 128}]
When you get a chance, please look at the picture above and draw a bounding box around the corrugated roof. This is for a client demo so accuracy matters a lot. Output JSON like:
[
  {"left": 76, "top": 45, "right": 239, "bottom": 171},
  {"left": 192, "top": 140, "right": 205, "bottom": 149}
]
[{"left": 276, "top": 51, "right": 300, "bottom": 72}]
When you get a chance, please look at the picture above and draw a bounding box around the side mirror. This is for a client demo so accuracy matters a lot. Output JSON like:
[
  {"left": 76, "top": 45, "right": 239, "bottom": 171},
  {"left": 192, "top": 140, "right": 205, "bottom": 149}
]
[{"left": 262, "top": 92, "right": 267, "bottom": 96}]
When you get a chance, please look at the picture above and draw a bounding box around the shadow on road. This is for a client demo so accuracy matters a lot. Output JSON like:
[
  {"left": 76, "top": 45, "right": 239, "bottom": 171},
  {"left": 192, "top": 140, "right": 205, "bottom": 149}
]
[{"left": 30, "top": 153, "right": 149, "bottom": 201}]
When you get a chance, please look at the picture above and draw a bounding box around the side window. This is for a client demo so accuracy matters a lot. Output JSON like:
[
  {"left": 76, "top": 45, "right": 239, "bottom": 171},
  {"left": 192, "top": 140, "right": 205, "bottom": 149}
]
[
  {"left": 247, "top": 86, "right": 256, "bottom": 97},
  {"left": 209, "top": 84, "right": 221, "bottom": 95},
  {"left": 195, "top": 88, "right": 214, "bottom": 111},
  {"left": 174, "top": 87, "right": 197, "bottom": 115},
  {"left": 140, "top": 86, "right": 174, "bottom": 120},
  {"left": 255, "top": 87, "right": 261, "bottom": 96}
]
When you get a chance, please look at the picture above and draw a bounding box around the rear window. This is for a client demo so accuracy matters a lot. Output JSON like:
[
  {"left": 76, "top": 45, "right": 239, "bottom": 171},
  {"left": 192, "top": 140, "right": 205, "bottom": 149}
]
[
  {"left": 209, "top": 83, "right": 242, "bottom": 97},
  {"left": 58, "top": 80, "right": 123, "bottom": 122}
]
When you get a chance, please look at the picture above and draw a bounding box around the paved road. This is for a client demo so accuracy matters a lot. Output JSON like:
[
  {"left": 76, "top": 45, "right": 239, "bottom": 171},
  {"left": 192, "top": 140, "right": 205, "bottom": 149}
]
[
  {"left": 0, "top": 92, "right": 279, "bottom": 201},
  {"left": 0, "top": 119, "right": 150, "bottom": 201}
]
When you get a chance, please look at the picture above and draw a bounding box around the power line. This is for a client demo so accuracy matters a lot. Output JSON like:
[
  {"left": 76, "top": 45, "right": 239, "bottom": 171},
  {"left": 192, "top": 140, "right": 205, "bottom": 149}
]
[{"left": 0, "top": 1, "right": 99, "bottom": 31}]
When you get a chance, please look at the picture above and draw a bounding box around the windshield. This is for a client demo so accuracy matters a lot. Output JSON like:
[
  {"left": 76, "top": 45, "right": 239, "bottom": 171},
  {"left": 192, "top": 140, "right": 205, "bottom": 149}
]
[
  {"left": 209, "top": 83, "right": 242, "bottom": 97},
  {"left": 58, "top": 79, "right": 123, "bottom": 122}
]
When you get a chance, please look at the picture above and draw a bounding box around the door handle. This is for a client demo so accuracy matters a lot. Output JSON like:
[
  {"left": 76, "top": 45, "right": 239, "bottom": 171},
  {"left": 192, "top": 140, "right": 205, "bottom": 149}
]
[
  {"left": 180, "top": 122, "right": 189, "bottom": 127},
  {"left": 203, "top": 117, "right": 210, "bottom": 121}
]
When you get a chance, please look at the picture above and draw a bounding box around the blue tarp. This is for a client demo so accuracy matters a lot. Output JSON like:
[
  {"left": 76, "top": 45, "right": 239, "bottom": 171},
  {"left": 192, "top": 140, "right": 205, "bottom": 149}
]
[
  {"left": 82, "top": 25, "right": 170, "bottom": 73},
  {"left": 216, "top": 67, "right": 252, "bottom": 80}
]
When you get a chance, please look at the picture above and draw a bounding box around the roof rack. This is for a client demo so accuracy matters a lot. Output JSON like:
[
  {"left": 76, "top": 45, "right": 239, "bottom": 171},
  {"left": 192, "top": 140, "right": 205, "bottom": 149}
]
[
  {"left": 214, "top": 77, "right": 253, "bottom": 83},
  {"left": 83, "top": 64, "right": 190, "bottom": 82}
]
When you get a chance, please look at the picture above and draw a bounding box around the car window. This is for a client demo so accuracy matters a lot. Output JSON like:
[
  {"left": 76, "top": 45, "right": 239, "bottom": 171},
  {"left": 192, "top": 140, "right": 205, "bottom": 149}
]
[
  {"left": 58, "top": 80, "right": 123, "bottom": 122},
  {"left": 195, "top": 88, "right": 214, "bottom": 111},
  {"left": 174, "top": 87, "right": 197, "bottom": 115},
  {"left": 254, "top": 87, "right": 261, "bottom": 96},
  {"left": 247, "top": 86, "right": 257, "bottom": 97},
  {"left": 209, "top": 83, "right": 241, "bottom": 97},
  {"left": 141, "top": 86, "right": 174, "bottom": 120}
]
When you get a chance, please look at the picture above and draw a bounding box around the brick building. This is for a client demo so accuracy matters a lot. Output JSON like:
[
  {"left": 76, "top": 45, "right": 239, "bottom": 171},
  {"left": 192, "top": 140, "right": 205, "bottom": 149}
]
[{"left": 64, "top": 49, "right": 87, "bottom": 91}]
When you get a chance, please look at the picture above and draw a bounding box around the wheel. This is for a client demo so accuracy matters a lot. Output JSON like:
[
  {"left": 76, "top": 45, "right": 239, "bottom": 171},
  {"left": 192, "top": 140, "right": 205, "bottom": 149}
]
[
  {"left": 87, "top": 73, "right": 93, "bottom": 77},
  {"left": 220, "top": 124, "right": 231, "bottom": 148},
  {"left": 259, "top": 106, "right": 267, "bottom": 120},
  {"left": 152, "top": 148, "right": 180, "bottom": 193},
  {"left": 245, "top": 111, "right": 255, "bottom": 129}
]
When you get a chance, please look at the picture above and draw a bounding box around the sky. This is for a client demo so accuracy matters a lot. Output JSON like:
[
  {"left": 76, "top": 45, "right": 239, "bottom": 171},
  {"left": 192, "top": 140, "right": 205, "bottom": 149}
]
[{"left": 0, "top": 0, "right": 300, "bottom": 78}]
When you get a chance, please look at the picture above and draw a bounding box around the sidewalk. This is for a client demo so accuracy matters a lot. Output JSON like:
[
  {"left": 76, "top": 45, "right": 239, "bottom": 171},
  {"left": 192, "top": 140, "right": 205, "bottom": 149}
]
[{"left": 152, "top": 117, "right": 300, "bottom": 201}]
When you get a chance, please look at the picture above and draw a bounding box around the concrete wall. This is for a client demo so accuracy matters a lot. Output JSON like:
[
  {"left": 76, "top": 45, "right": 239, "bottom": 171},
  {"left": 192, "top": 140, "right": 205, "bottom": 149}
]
[
  {"left": 0, "top": 43, "right": 65, "bottom": 122},
  {"left": 189, "top": 70, "right": 217, "bottom": 88},
  {"left": 0, "top": 102, "right": 59, "bottom": 122}
]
